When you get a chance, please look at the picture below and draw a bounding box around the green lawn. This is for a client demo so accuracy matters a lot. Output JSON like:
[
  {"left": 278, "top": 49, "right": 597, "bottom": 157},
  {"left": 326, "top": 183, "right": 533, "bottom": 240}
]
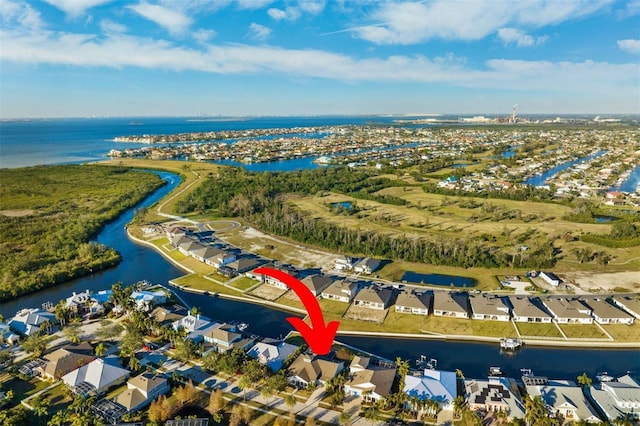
[
  {"left": 172, "top": 274, "right": 235, "bottom": 296},
  {"left": 515, "top": 322, "right": 564, "bottom": 338},
  {"left": 229, "top": 277, "right": 259, "bottom": 291},
  {"left": 559, "top": 323, "right": 609, "bottom": 339},
  {"left": 602, "top": 323, "right": 640, "bottom": 341},
  {"left": 38, "top": 383, "right": 71, "bottom": 414}
]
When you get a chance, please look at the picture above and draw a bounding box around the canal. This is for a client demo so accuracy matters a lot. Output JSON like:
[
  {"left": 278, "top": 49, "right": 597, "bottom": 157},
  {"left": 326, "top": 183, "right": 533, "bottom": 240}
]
[
  {"left": 1, "top": 170, "right": 638, "bottom": 380},
  {"left": 524, "top": 150, "right": 607, "bottom": 187}
]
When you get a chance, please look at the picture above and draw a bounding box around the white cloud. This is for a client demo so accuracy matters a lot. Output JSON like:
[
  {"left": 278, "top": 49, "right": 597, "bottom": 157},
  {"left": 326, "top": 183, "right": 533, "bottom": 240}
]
[
  {"left": 1, "top": 0, "right": 44, "bottom": 30},
  {"left": 617, "top": 39, "right": 640, "bottom": 54},
  {"left": 42, "top": 0, "right": 114, "bottom": 17},
  {"left": 298, "top": 0, "right": 325, "bottom": 15},
  {"left": 128, "top": 1, "right": 192, "bottom": 35},
  {"left": 248, "top": 22, "right": 272, "bottom": 41},
  {"left": 268, "top": 6, "right": 301, "bottom": 21},
  {"left": 1, "top": 26, "right": 637, "bottom": 98},
  {"left": 497, "top": 28, "right": 548, "bottom": 47},
  {"left": 193, "top": 28, "right": 216, "bottom": 43},
  {"left": 99, "top": 19, "right": 126, "bottom": 34},
  {"left": 353, "top": 0, "right": 614, "bottom": 45}
]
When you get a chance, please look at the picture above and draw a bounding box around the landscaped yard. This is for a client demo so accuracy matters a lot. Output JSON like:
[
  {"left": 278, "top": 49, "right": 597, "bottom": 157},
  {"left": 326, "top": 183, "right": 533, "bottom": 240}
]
[
  {"left": 172, "top": 274, "right": 235, "bottom": 296},
  {"left": 559, "top": 323, "right": 609, "bottom": 339},
  {"left": 229, "top": 277, "right": 259, "bottom": 291},
  {"left": 515, "top": 322, "right": 564, "bottom": 338},
  {"left": 601, "top": 323, "right": 640, "bottom": 341}
]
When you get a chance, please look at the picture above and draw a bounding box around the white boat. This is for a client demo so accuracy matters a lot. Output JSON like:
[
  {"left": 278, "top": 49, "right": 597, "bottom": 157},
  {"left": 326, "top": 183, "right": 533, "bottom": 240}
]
[
  {"left": 596, "top": 372, "right": 614, "bottom": 382},
  {"left": 489, "top": 366, "right": 503, "bottom": 376},
  {"left": 500, "top": 338, "right": 523, "bottom": 350},
  {"left": 313, "top": 155, "right": 333, "bottom": 164}
]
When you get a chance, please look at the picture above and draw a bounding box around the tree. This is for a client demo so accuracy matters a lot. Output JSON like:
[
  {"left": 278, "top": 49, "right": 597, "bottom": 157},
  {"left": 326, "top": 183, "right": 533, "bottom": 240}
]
[
  {"left": 453, "top": 395, "right": 467, "bottom": 417},
  {"left": 190, "top": 306, "right": 200, "bottom": 316},
  {"left": 396, "top": 357, "right": 410, "bottom": 393},
  {"left": 63, "top": 324, "right": 81, "bottom": 344},
  {"left": 261, "top": 385, "right": 274, "bottom": 407},
  {"left": 577, "top": 372, "right": 592, "bottom": 388},
  {"left": 338, "top": 411, "right": 351, "bottom": 425},
  {"left": 229, "top": 405, "right": 243, "bottom": 426},
  {"left": 363, "top": 405, "right": 381, "bottom": 425},
  {"left": 238, "top": 375, "right": 252, "bottom": 401},
  {"left": 31, "top": 396, "right": 49, "bottom": 425},
  {"left": 305, "top": 416, "right": 316, "bottom": 426},
  {"left": 285, "top": 394, "right": 297, "bottom": 414},
  {"left": 22, "top": 335, "right": 47, "bottom": 358},
  {"left": 208, "top": 389, "right": 225, "bottom": 417},
  {"left": 94, "top": 342, "right": 107, "bottom": 357},
  {"left": 128, "top": 356, "right": 141, "bottom": 372}
]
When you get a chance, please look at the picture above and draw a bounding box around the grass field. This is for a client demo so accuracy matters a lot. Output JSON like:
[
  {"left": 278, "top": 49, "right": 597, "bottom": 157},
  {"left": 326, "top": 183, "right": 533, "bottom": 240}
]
[
  {"left": 559, "top": 323, "right": 609, "bottom": 339},
  {"left": 601, "top": 324, "right": 640, "bottom": 341},
  {"left": 515, "top": 322, "right": 564, "bottom": 338},
  {"left": 172, "top": 274, "right": 235, "bottom": 296},
  {"left": 229, "top": 277, "right": 259, "bottom": 291}
]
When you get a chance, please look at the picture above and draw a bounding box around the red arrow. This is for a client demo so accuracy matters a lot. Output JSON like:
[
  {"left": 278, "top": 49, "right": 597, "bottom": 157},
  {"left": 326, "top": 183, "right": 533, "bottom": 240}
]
[{"left": 254, "top": 267, "right": 339, "bottom": 355}]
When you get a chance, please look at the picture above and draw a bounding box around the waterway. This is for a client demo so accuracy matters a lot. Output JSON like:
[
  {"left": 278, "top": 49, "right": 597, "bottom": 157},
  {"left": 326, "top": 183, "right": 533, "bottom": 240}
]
[
  {"left": 616, "top": 165, "right": 640, "bottom": 193},
  {"left": 524, "top": 150, "right": 607, "bottom": 187}
]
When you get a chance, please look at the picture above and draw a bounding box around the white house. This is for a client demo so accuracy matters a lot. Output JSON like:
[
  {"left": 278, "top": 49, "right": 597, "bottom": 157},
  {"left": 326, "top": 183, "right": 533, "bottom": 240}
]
[
  {"left": 301, "top": 274, "right": 334, "bottom": 297},
  {"left": 469, "top": 294, "right": 510, "bottom": 321},
  {"left": 8, "top": 308, "right": 56, "bottom": 336},
  {"left": 589, "top": 374, "right": 640, "bottom": 422},
  {"left": 509, "top": 297, "right": 553, "bottom": 323},
  {"left": 320, "top": 280, "right": 359, "bottom": 303},
  {"left": 202, "top": 323, "right": 255, "bottom": 354},
  {"left": 287, "top": 354, "right": 343, "bottom": 389},
  {"left": 64, "top": 290, "right": 93, "bottom": 315},
  {"left": 172, "top": 313, "right": 213, "bottom": 334},
  {"left": 247, "top": 341, "right": 299, "bottom": 373},
  {"left": 404, "top": 369, "right": 457, "bottom": 413},
  {"left": 353, "top": 286, "right": 395, "bottom": 310},
  {"left": 395, "top": 291, "right": 432, "bottom": 315},
  {"left": 344, "top": 362, "right": 396, "bottom": 403},
  {"left": 115, "top": 372, "right": 170, "bottom": 414},
  {"left": 62, "top": 357, "right": 130, "bottom": 396},
  {"left": 354, "top": 258, "right": 382, "bottom": 274},
  {"left": 540, "top": 271, "right": 562, "bottom": 286},
  {"left": 433, "top": 292, "right": 468, "bottom": 319},
  {"left": 130, "top": 290, "right": 167, "bottom": 312},
  {"left": 542, "top": 297, "right": 593, "bottom": 324},
  {"left": 612, "top": 295, "right": 640, "bottom": 320},
  {"left": 526, "top": 380, "right": 602, "bottom": 423},
  {"left": 334, "top": 255, "right": 356, "bottom": 271},
  {"left": 465, "top": 377, "right": 526, "bottom": 421},
  {"left": 582, "top": 298, "right": 634, "bottom": 325}
]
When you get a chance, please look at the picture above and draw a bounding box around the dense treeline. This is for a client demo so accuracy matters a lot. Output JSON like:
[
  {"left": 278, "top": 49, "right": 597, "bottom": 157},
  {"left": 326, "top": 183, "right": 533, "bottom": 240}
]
[
  {"left": 0, "top": 165, "right": 164, "bottom": 301},
  {"left": 421, "top": 182, "right": 558, "bottom": 202},
  {"left": 580, "top": 221, "right": 640, "bottom": 248},
  {"left": 177, "top": 167, "right": 556, "bottom": 269}
]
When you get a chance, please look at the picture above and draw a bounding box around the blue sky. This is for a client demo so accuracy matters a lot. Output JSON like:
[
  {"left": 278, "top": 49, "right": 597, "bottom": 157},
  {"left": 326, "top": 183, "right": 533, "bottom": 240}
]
[{"left": 1, "top": 0, "right": 639, "bottom": 117}]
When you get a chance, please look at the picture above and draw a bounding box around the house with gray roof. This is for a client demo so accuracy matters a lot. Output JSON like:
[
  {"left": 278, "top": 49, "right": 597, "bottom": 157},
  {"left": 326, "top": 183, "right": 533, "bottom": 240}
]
[
  {"left": 227, "top": 257, "right": 265, "bottom": 274},
  {"left": 509, "top": 296, "right": 552, "bottom": 323},
  {"left": 581, "top": 298, "right": 634, "bottom": 325},
  {"left": 526, "top": 380, "right": 602, "bottom": 423},
  {"left": 301, "top": 274, "right": 334, "bottom": 297},
  {"left": 247, "top": 341, "right": 299, "bottom": 372},
  {"left": 178, "top": 239, "right": 203, "bottom": 256},
  {"left": 8, "top": 308, "right": 56, "bottom": 336},
  {"left": 257, "top": 264, "right": 299, "bottom": 290},
  {"left": 469, "top": 294, "right": 510, "bottom": 321},
  {"left": 62, "top": 357, "right": 130, "bottom": 396},
  {"left": 433, "top": 292, "right": 469, "bottom": 318},
  {"left": 588, "top": 374, "right": 640, "bottom": 423},
  {"left": 287, "top": 353, "right": 343, "bottom": 389},
  {"left": 344, "top": 363, "right": 396, "bottom": 403},
  {"left": 334, "top": 255, "right": 356, "bottom": 271},
  {"left": 542, "top": 297, "right": 593, "bottom": 324},
  {"left": 354, "top": 258, "right": 382, "bottom": 274},
  {"left": 465, "top": 377, "right": 526, "bottom": 421},
  {"left": 321, "top": 279, "right": 359, "bottom": 303},
  {"left": 64, "top": 290, "right": 93, "bottom": 315},
  {"left": 611, "top": 295, "right": 640, "bottom": 320},
  {"left": 203, "top": 323, "right": 255, "bottom": 354},
  {"left": 353, "top": 286, "right": 395, "bottom": 310},
  {"left": 395, "top": 291, "right": 432, "bottom": 315}
]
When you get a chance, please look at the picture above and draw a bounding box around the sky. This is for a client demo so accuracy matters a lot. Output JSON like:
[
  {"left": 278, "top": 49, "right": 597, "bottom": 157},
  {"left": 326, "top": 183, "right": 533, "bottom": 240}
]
[{"left": 1, "top": 0, "right": 639, "bottom": 117}]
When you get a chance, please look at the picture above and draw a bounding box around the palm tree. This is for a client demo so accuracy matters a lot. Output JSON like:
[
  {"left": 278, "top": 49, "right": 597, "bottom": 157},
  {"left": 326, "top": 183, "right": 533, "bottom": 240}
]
[
  {"left": 285, "top": 393, "right": 297, "bottom": 414},
  {"left": 128, "top": 356, "right": 141, "bottom": 371},
  {"left": 577, "top": 372, "right": 592, "bottom": 388},
  {"left": 94, "top": 342, "right": 107, "bottom": 357},
  {"left": 453, "top": 395, "right": 467, "bottom": 417},
  {"left": 260, "top": 385, "right": 274, "bottom": 407},
  {"left": 31, "top": 396, "right": 50, "bottom": 425},
  {"left": 363, "top": 405, "right": 381, "bottom": 425},
  {"left": 238, "top": 374, "right": 252, "bottom": 401},
  {"left": 338, "top": 411, "right": 351, "bottom": 425},
  {"left": 190, "top": 306, "right": 200, "bottom": 316}
]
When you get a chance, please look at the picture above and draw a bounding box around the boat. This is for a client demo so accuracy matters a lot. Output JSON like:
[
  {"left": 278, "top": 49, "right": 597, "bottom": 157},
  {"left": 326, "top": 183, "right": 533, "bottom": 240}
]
[
  {"left": 596, "top": 372, "right": 614, "bottom": 382},
  {"left": 313, "top": 155, "right": 333, "bottom": 164},
  {"left": 489, "top": 366, "right": 503, "bottom": 376},
  {"left": 500, "top": 338, "right": 523, "bottom": 350}
]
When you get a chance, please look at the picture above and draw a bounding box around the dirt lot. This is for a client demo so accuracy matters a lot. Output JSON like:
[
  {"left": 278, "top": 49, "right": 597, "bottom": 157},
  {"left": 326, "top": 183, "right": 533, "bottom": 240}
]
[
  {"left": 249, "top": 283, "right": 289, "bottom": 301},
  {"left": 563, "top": 271, "right": 640, "bottom": 292}
]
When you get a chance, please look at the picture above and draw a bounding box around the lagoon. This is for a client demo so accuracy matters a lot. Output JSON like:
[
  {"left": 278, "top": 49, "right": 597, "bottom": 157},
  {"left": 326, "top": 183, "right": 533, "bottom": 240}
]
[
  {"left": 524, "top": 150, "right": 606, "bottom": 187},
  {"left": 401, "top": 271, "right": 475, "bottom": 287}
]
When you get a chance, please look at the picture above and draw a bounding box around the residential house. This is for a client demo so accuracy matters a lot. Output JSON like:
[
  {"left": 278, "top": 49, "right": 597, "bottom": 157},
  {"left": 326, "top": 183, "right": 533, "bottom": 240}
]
[
  {"left": 344, "top": 360, "right": 396, "bottom": 403},
  {"left": 540, "top": 271, "right": 562, "bottom": 286},
  {"left": 177, "top": 239, "right": 202, "bottom": 256},
  {"left": 191, "top": 245, "right": 236, "bottom": 268},
  {"left": 227, "top": 257, "right": 265, "bottom": 274},
  {"left": 39, "top": 342, "right": 95, "bottom": 380},
  {"left": 91, "top": 290, "right": 112, "bottom": 305},
  {"left": 353, "top": 286, "right": 395, "bottom": 310},
  {"left": 334, "top": 255, "right": 356, "bottom": 271},
  {"left": 0, "top": 322, "right": 19, "bottom": 345},
  {"left": 464, "top": 377, "right": 526, "bottom": 421},
  {"left": 166, "top": 226, "right": 189, "bottom": 240},
  {"left": 287, "top": 353, "right": 343, "bottom": 389},
  {"left": 172, "top": 313, "right": 214, "bottom": 340},
  {"left": 202, "top": 323, "right": 255, "bottom": 354},
  {"left": 581, "top": 298, "right": 634, "bottom": 325},
  {"left": 611, "top": 295, "right": 640, "bottom": 320},
  {"left": 150, "top": 306, "right": 187, "bottom": 327},
  {"left": 589, "top": 374, "right": 640, "bottom": 422},
  {"left": 433, "top": 292, "right": 469, "bottom": 319},
  {"left": 62, "top": 357, "right": 130, "bottom": 396},
  {"left": 354, "top": 258, "right": 382, "bottom": 275},
  {"left": 130, "top": 290, "right": 167, "bottom": 312},
  {"left": 247, "top": 341, "right": 299, "bottom": 373},
  {"left": 404, "top": 369, "right": 457, "bottom": 413},
  {"left": 542, "top": 297, "right": 593, "bottom": 324},
  {"left": 64, "top": 290, "right": 93, "bottom": 315},
  {"left": 8, "top": 308, "right": 56, "bottom": 336},
  {"left": 257, "top": 264, "right": 299, "bottom": 290},
  {"left": 115, "top": 372, "right": 170, "bottom": 415},
  {"left": 526, "top": 380, "right": 601, "bottom": 423},
  {"left": 301, "top": 274, "right": 334, "bottom": 297},
  {"left": 320, "top": 280, "right": 359, "bottom": 303},
  {"left": 469, "top": 294, "right": 510, "bottom": 321},
  {"left": 509, "top": 297, "right": 553, "bottom": 323},
  {"left": 170, "top": 235, "right": 194, "bottom": 249},
  {"left": 395, "top": 291, "right": 432, "bottom": 315}
]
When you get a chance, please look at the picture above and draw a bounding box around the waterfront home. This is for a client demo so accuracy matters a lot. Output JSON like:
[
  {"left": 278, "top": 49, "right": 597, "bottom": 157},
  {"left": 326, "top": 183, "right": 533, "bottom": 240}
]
[
  {"left": 344, "top": 361, "right": 396, "bottom": 403},
  {"left": 91, "top": 290, "right": 112, "bottom": 305},
  {"left": 114, "top": 372, "right": 170, "bottom": 416},
  {"left": 581, "top": 298, "right": 635, "bottom": 325},
  {"left": 191, "top": 245, "right": 236, "bottom": 268},
  {"left": 301, "top": 274, "right": 334, "bottom": 297},
  {"left": 8, "top": 308, "right": 56, "bottom": 336},
  {"left": 247, "top": 341, "right": 299, "bottom": 373},
  {"left": 0, "top": 321, "right": 19, "bottom": 345},
  {"left": 320, "top": 279, "right": 359, "bottom": 303},
  {"left": 287, "top": 353, "right": 343, "bottom": 389},
  {"left": 166, "top": 225, "right": 189, "bottom": 240},
  {"left": 395, "top": 290, "right": 432, "bottom": 315},
  {"left": 217, "top": 265, "right": 237, "bottom": 278},
  {"left": 257, "top": 263, "right": 299, "bottom": 290},
  {"left": 172, "top": 313, "right": 213, "bottom": 334},
  {"left": 62, "top": 356, "right": 130, "bottom": 396},
  {"left": 433, "top": 292, "right": 469, "bottom": 318},
  {"left": 130, "top": 290, "right": 167, "bottom": 312},
  {"left": 202, "top": 323, "right": 255, "bottom": 354},
  {"left": 611, "top": 295, "right": 640, "bottom": 320},
  {"left": 177, "top": 239, "right": 202, "bottom": 256},
  {"left": 540, "top": 271, "right": 562, "bottom": 287},
  {"left": 508, "top": 296, "right": 553, "bottom": 323},
  {"left": 227, "top": 256, "right": 266, "bottom": 274},
  {"left": 469, "top": 294, "right": 510, "bottom": 321},
  {"left": 353, "top": 286, "right": 395, "bottom": 310},
  {"left": 334, "top": 255, "right": 357, "bottom": 271},
  {"left": 170, "top": 235, "right": 194, "bottom": 249},
  {"left": 403, "top": 369, "right": 457, "bottom": 414},
  {"left": 64, "top": 290, "right": 93, "bottom": 315},
  {"left": 588, "top": 374, "right": 640, "bottom": 422},
  {"left": 464, "top": 377, "right": 526, "bottom": 421},
  {"left": 354, "top": 258, "right": 382, "bottom": 274},
  {"left": 542, "top": 297, "right": 593, "bottom": 324},
  {"left": 525, "top": 379, "right": 601, "bottom": 423},
  {"left": 39, "top": 342, "right": 95, "bottom": 380},
  {"left": 150, "top": 306, "right": 186, "bottom": 329}
]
